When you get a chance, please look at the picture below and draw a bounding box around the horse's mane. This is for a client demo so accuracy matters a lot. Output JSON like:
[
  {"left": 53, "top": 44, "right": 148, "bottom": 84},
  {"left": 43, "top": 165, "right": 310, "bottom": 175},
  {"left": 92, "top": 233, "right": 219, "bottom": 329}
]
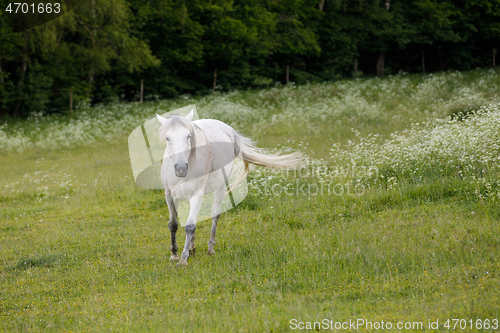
[{"left": 158, "top": 114, "right": 202, "bottom": 157}]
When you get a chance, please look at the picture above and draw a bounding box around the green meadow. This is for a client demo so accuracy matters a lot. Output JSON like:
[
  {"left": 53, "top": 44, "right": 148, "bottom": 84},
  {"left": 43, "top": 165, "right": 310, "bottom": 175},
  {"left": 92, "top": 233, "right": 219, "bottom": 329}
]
[{"left": 1, "top": 69, "right": 500, "bottom": 332}]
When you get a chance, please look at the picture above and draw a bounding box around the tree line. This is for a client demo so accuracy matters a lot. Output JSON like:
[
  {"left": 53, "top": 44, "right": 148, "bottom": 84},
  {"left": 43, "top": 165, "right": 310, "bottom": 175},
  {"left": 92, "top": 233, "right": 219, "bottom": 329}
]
[{"left": 0, "top": 0, "right": 499, "bottom": 117}]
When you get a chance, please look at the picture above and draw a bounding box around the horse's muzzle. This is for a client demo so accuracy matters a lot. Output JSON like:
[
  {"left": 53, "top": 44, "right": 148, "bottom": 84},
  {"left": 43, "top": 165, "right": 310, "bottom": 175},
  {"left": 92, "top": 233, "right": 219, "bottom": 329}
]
[{"left": 174, "top": 163, "right": 188, "bottom": 177}]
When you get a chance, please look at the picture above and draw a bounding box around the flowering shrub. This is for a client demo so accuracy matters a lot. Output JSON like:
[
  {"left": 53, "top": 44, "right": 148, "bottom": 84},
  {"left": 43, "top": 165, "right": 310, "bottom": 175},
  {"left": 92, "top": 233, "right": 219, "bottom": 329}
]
[
  {"left": 2, "top": 69, "right": 499, "bottom": 154},
  {"left": 330, "top": 104, "right": 500, "bottom": 176}
]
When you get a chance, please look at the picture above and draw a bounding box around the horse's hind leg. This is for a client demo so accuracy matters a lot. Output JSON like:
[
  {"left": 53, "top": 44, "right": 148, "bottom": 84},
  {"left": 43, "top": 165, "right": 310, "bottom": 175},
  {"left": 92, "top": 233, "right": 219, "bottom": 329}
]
[
  {"left": 208, "top": 185, "right": 225, "bottom": 255},
  {"left": 178, "top": 191, "right": 204, "bottom": 266},
  {"left": 165, "top": 193, "right": 179, "bottom": 261}
]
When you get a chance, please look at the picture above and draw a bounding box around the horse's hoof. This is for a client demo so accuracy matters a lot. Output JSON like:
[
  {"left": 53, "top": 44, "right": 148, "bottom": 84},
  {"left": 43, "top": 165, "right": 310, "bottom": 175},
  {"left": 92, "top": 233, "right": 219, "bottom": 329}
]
[
  {"left": 170, "top": 255, "right": 180, "bottom": 261},
  {"left": 189, "top": 248, "right": 196, "bottom": 257},
  {"left": 176, "top": 260, "right": 188, "bottom": 267},
  {"left": 207, "top": 249, "right": 215, "bottom": 255}
]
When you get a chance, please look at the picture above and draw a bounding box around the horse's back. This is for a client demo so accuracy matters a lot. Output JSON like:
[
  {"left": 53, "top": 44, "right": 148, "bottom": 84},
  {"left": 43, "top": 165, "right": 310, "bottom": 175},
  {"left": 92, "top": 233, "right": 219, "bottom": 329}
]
[{"left": 194, "top": 119, "right": 235, "bottom": 144}]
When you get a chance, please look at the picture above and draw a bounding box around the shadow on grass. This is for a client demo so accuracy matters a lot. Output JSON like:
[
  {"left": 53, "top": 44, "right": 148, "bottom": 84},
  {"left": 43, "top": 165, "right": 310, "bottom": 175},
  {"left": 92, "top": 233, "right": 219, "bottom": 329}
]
[
  {"left": 13, "top": 254, "right": 64, "bottom": 270},
  {"left": 233, "top": 195, "right": 263, "bottom": 211}
]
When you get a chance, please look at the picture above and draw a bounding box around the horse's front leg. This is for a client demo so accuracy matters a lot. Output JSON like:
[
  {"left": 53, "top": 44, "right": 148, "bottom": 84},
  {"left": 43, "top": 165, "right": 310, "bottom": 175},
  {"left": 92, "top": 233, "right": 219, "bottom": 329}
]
[
  {"left": 177, "top": 191, "right": 204, "bottom": 266},
  {"left": 165, "top": 192, "right": 179, "bottom": 261}
]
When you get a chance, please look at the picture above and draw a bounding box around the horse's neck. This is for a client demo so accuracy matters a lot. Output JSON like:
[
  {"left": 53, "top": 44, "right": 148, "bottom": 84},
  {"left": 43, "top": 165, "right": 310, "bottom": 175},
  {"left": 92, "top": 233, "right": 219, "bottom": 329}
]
[{"left": 191, "top": 127, "right": 214, "bottom": 170}]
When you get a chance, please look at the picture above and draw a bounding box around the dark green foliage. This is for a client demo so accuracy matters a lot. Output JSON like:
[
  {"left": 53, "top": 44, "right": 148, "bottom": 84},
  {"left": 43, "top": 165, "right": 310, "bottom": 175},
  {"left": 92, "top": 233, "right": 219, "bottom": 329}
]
[
  {"left": 449, "top": 103, "right": 483, "bottom": 121},
  {"left": 1, "top": 0, "right": 499, "bottom": 116}
]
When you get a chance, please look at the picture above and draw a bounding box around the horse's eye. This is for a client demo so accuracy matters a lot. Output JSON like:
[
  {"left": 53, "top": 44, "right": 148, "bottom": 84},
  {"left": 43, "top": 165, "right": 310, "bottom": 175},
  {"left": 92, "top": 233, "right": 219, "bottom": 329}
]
[
  {"left": 187, "top": 135, "right": 191, "bottom": 139},
  {"left": 165, "top": 137, "right": 169, "bottom": 141}
]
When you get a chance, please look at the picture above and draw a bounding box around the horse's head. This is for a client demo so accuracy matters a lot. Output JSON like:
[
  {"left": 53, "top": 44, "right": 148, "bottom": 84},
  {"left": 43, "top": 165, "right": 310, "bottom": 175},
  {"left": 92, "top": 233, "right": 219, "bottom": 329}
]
[{"left": 157, "top": 110, "right": 195, "bottom": 178}]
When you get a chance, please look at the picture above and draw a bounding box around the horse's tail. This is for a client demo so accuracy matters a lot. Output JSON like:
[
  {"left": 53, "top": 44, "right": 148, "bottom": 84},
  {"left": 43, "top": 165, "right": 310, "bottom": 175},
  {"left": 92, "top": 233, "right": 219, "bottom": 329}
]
[
  {"left": 235, "top": 132, "right": 303, "bottom": 169},
  {"left": 226, "top": 132, "right": 303, "bottom": 194}
]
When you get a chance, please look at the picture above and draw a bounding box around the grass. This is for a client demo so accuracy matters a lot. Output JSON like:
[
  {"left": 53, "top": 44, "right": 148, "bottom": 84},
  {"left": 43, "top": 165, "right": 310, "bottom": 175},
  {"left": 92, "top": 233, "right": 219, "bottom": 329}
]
[{"left": 1, "top": 68, "right": 500, "bottom": 332}]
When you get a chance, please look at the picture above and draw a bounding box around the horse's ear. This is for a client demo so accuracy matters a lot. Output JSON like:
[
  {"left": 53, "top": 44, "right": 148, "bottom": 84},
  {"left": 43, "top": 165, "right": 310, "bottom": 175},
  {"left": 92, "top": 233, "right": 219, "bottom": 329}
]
[
  {"left": 156, "top": 114, "right": 168, "bottom": 125},
  {"left": 185, "top": 109, "right": 194, "bottom": 121}
]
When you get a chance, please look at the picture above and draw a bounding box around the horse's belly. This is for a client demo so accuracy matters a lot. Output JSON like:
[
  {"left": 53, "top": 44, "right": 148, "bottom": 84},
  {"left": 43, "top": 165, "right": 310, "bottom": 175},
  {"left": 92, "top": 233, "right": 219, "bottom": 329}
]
[
  {"left": 204, "top": 162, "right": 233, "bottom": 194},
  {"left": 204, "top": 174, "right": 225, "bottom": 194}
]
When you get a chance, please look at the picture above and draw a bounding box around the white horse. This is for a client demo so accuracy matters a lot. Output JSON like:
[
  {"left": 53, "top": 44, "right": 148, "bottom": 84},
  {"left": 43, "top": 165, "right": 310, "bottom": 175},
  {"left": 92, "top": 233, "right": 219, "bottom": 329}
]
[{"left": 156, "top": 110, "right": 302, "bottom": 266}]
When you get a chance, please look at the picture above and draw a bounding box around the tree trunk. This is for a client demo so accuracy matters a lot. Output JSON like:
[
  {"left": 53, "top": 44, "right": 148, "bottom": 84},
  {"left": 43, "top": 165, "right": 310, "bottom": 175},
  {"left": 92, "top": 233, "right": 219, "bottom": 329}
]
[
  {"left": 86, "top": 69, "right": 94, "bottom": 99},
  {"left": 14, "top": 33, "right": 29, "bottom": 117},
  {"left": 0, "top": 48, "right": 3, "bottom": 84},
  {"left": 91, "top": 0, "right": 95, "bottom": 17},
  {"left": 140, "top": 79, "right": 143, "bottom": 103},
  {"left": 318, "top": 0, "right": 325, "bottom": 11},
  {"left": 81, "top": 2, "right": 96, "bottom": 101},
  {"left": 213, "top": 68, "right": 217, "bottom": 92},
  {"left": 377, "top": 0, "right": 390, "bottom": 78},
  {"left": 421, "top": 50, "right": 425, "bottom": 74},
  {"left": 438, "top": 51, "right": 444, "bottom": 71},
  {"left": 57, "top": 31, "right": 64, "bottom": 45},
  {"left": 286, "top": 64, "right": 289, "bottom": 84},
  {"left": 0, "top": 49, "right": 4, "bottom": 116},
  {"left": 354, "top": 57, "right": 358, "bottom": 78},
  {"left": 376, "top": 52, "right": 385, "bottom": 77},
  {"left": 494, "top": 48, "right": 496, "bottom": 67},
  {"left": 70, "top": 88, "right": 73, "bottom": 115}
]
